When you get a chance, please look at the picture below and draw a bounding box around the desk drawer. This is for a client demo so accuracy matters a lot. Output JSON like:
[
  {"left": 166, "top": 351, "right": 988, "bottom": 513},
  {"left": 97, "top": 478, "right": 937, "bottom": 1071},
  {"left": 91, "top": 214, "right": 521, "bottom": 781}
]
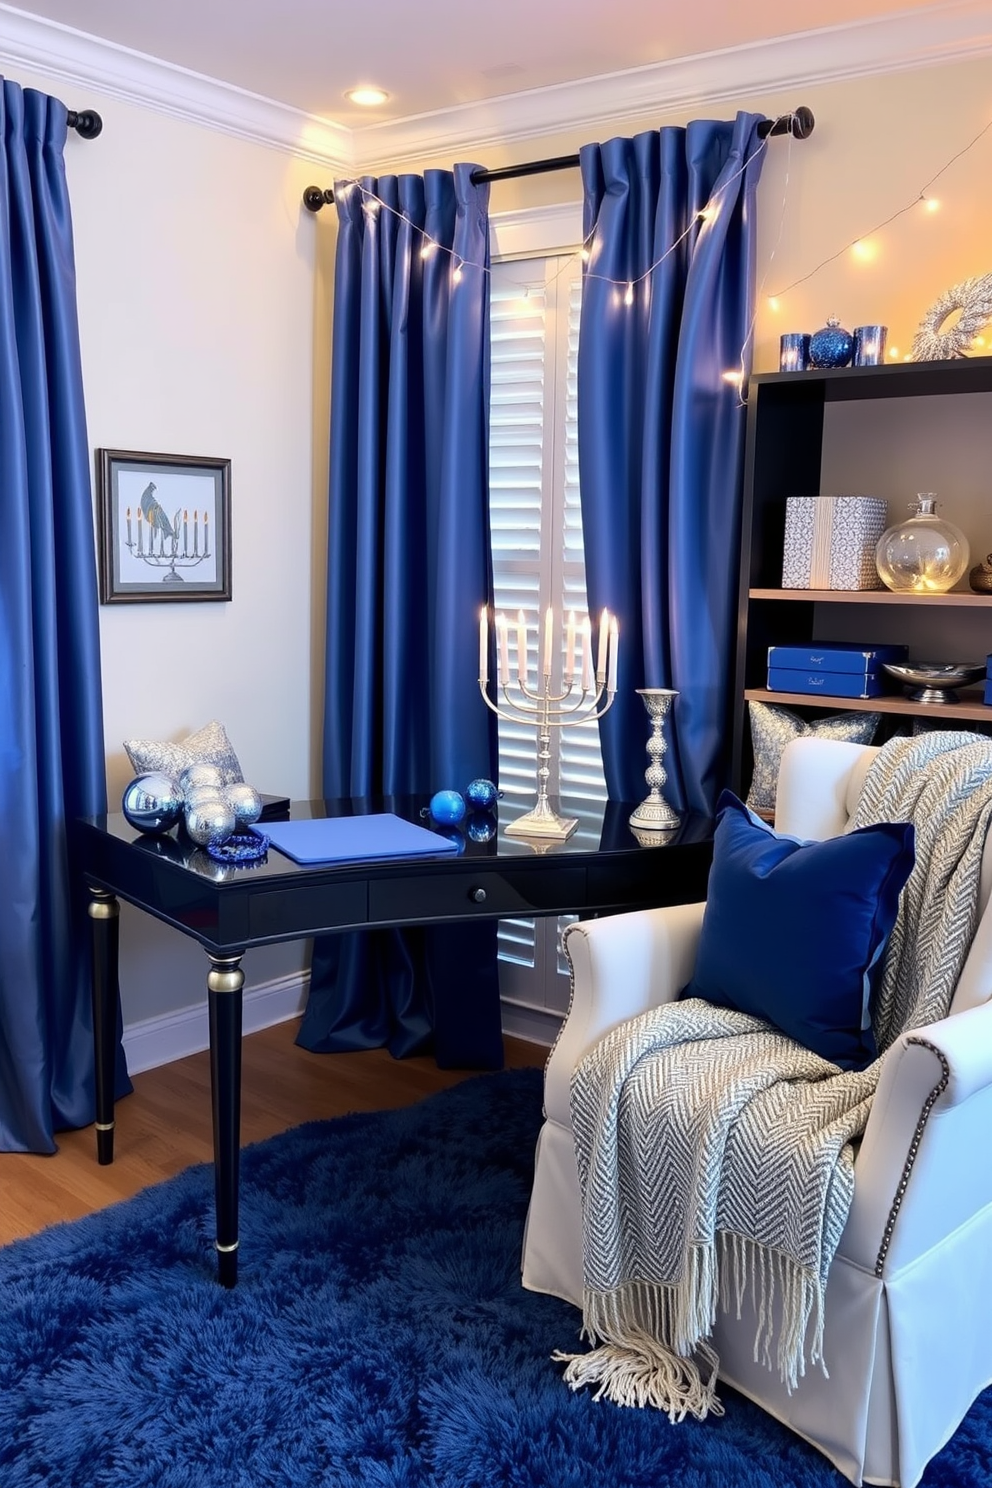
[
  {"left": 369, "top": 866, "right": 585, "bottom": 924},
  {"left": 249, "top": 881, "right": 367, "bottom": 939}
]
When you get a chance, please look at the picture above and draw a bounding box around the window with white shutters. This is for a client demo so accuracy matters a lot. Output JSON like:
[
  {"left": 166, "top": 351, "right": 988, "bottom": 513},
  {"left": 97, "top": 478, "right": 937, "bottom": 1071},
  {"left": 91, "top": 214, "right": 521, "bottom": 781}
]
[{"left": 488, "top": 252, "right": 607, "bottom": 1029}]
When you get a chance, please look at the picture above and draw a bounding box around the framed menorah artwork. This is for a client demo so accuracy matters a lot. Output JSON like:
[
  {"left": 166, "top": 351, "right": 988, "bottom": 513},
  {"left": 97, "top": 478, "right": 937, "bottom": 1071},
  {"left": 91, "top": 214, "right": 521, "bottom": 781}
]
[{"left": 96, "top": 449, "right": 232, "bottom": 604}]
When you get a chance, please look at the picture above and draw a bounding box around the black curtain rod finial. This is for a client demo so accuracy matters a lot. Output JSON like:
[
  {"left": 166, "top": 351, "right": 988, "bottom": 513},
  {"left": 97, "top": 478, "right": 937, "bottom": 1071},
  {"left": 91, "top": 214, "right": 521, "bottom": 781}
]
[
  {"left": 757, "top": 106, "right": 814, "bottom": 140},
  {"left": 67, "top": 109, "right": 103, "bottom": 139},
  {"left": 303, "top": 185, "right": 334, "bottom": 213}
]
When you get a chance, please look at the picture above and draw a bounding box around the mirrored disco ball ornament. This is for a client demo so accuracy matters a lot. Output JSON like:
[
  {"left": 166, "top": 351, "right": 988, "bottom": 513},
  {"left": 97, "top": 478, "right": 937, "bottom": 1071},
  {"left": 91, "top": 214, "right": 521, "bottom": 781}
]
[
  {"left": 465, "top": 778, "right": 500, "bottom": 811},
  {"left": 225, "top": 782, "right": 263, "bottom": 826},
  {"left": 184, "top": 795, "right": 237, "bottom": 847},
  {"left": 121, "top": 773, "right": 184, "bottom": 834},
  {"left": 179, "top": 762, "right": 226, "bottom": 797},
  {"left": 426, "top": 789, "right": 466, "bottom": 826}
]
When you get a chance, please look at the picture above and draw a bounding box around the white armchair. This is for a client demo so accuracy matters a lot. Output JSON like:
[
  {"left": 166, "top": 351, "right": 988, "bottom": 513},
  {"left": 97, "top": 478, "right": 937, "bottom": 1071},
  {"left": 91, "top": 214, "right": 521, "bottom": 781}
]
[{"left": 521, "top": 737, "right": 992, "bottom": 1488}]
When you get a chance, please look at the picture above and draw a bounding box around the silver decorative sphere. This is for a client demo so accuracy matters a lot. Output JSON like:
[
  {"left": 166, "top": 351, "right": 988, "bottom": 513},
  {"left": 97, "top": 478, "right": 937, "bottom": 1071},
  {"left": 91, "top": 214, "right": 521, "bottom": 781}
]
[
  {"left": 179, "top": 762, "right": 226, "bottom": 799},
  {"left": 184, "top": 783, "right": 226, "bottom": 811},
  {"left": 122, "top": 773, "right": 184, "bottom": 834},
  {"left": 225, "top": 782, "right": 263, "bottom": 827},
  {"left": 184, "top": 795, "right": 237, "bottom": 848}
]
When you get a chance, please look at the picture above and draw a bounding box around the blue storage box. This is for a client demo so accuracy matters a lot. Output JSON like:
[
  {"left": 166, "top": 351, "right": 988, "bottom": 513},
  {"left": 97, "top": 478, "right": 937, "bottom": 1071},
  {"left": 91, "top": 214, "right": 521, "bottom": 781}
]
[
  {"left": 768, "top": 642, "right": 908, "bottom": 674},
  {"left": 767, "top": 667, "right": 891, "bottom": 699},
  {"left": 984, "top": 678, "right": 992, "bottom": 706}
]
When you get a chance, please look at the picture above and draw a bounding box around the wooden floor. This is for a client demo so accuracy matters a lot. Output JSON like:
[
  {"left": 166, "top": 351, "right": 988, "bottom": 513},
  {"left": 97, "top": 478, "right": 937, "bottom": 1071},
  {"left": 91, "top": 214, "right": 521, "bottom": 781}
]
[{"left": 0, "top": 1021, "right": 546, "bottom": 1248}]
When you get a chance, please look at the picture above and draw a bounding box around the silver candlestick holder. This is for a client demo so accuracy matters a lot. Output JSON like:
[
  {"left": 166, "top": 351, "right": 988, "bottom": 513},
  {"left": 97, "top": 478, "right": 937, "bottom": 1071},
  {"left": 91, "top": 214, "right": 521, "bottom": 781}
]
[
  {"left": 478, "top": 606, "right": 618, "bottom": 840},
  {"left": 628, "top": 688, "right": 680, "bottom": 833}
]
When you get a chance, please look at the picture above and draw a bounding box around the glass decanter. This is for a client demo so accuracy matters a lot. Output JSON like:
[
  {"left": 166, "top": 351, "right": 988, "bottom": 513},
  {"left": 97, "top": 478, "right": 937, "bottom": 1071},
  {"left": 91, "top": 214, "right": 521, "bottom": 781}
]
[{"left": 875, "top": 495, "right": 970, "bottom": 594}]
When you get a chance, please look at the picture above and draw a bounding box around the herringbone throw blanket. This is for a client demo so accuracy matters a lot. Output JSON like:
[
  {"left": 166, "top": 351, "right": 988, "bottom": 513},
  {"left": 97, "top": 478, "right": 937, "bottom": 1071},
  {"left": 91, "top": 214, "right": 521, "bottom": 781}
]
[{"left": 557, "top": 732, "right": 992, "bottom": 1421}]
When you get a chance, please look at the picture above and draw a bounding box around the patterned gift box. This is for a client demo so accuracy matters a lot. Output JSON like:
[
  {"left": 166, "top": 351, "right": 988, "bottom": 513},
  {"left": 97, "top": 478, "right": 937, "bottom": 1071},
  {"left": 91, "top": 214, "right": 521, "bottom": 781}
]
[{"left": 781, "top": 495, "right": 888, "bottom": 591}]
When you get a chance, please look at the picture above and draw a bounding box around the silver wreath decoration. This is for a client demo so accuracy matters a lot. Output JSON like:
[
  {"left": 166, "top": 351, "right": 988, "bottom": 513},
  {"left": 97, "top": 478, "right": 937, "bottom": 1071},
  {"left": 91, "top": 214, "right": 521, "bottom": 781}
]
[{"left": 911, "top": 272, "right": 992, "bottom": 361}]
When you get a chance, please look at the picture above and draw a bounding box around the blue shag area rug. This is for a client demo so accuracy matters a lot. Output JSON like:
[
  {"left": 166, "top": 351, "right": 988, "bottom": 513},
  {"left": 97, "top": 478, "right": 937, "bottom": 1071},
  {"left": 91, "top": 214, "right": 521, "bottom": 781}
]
[{"left": 1, "top": 1066, "right": 989, "bottom": 1487}]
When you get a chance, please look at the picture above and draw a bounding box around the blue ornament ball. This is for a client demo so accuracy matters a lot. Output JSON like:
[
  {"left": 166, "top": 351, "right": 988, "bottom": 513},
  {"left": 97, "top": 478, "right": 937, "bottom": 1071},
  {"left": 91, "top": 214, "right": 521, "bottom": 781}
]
[
  {"left": 122, "top": 772, "right": 184, "bottom": 835},
  {"left": 428, "top": 789, "right": 466, "bottom": 826},
  {"left": 808, "top": 315, "right": 854, "bottom": 369},
  {"left": 466, "top": 811, "right": 498, "bottom": 844},
  {"left": 465, "top": 777, "right": 500, "bottom": 811}
]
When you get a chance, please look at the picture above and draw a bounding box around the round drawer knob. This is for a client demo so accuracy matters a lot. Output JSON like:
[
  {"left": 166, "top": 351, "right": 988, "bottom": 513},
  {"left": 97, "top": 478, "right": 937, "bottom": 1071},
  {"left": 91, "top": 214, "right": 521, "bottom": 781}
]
[{"left": 469, "top": 886, "right": 487, "bottom": 903}]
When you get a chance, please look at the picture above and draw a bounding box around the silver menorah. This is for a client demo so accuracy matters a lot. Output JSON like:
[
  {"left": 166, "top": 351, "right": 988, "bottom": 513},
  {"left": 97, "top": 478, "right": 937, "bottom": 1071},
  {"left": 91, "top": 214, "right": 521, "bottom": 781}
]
[
  {"left": 125, "top": 504, "right": 213, "bottom": 586},
  {"left": 478, "top": 606, "right": 618, "bottom": 840}
]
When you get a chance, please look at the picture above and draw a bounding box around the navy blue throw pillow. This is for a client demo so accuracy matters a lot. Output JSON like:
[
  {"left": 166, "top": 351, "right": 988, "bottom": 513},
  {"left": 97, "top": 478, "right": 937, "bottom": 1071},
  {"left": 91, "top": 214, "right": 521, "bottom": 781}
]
[{"left": 681, "top": 791, "right": 915, "bottom": 1070}]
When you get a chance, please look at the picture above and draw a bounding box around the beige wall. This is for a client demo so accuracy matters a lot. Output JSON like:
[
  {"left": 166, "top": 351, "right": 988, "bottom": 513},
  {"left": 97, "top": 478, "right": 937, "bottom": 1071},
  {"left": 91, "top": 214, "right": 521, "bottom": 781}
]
[{"left": 9, "top": 46, "right": 992, "bottom": 1043}]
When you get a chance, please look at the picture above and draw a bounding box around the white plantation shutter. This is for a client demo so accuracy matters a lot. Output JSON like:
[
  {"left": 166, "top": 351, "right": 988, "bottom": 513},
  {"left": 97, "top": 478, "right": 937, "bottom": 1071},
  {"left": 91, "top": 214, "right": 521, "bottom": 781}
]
[{"left": 489, "top": 253, "right": 606, "bottom": 1020}]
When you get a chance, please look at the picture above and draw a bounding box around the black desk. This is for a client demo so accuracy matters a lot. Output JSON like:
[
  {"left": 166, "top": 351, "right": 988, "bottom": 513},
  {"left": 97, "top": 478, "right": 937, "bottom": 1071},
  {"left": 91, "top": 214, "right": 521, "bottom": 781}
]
[{"left": 71, "top": 795, "right": 713, "bottom": 1285}]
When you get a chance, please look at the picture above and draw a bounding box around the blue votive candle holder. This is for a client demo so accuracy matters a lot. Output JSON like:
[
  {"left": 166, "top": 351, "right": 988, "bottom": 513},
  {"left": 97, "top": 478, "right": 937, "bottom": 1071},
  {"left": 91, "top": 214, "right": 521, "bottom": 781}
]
[
  {"left": 853, "top": 325, "right": 888, "bottom": 366},
  {"left": 779, "top": 332, "right": 811, "bottom": 372}
]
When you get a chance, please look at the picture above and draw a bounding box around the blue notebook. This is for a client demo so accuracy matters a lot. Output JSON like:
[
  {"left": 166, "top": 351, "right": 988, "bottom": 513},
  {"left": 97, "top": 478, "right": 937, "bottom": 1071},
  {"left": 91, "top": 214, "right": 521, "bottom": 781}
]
[{"left": 255, "top": 813, "right": 460, "bottom": 865}]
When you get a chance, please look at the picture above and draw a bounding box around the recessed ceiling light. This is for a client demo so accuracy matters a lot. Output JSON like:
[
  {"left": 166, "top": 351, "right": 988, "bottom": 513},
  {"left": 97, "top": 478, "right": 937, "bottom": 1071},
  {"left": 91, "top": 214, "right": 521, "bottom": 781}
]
[{"left": 345, "top": 86, "right": 390, "bottom": 107}]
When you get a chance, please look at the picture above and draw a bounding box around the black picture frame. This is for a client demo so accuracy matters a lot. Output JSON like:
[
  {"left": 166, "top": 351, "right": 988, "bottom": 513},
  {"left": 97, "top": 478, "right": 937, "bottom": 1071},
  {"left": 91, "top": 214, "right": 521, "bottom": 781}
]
[{"left": 96, "top": 449, "right": 232, "bottom": 604}]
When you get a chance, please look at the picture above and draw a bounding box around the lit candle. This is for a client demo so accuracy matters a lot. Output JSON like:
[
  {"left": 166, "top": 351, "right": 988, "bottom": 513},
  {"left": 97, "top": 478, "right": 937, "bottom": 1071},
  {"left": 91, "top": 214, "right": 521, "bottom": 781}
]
[
  {"left": 136, "top": 506, "right": 143, "bottom": 554},
  {"left": 581, "top": 615, "right": 593, "bottom": 691},
  {"left": 596, "top": 608, "right": 609, "bottom": 679},
  {"left": 204, "top": 511, "right": 210, "bottom": 557},
  {"left": 516, "top": 609, "right": 527, "bottom": 686},
  {"left": 608, "top": 616, "right": 619, "bottom": 692},
  {"left": 542, "top": 607, "right": 553, "bottom": 676},
  {"left": 193, "top": 511, "right": 199, "bottom": 556},
  {"left": 126, "top": 507, "right": 132, "bottom": 547},
  {"left": 564, "top": 610, "right": 576, "bottom": 685},
  {"left": 478, "top": 606, "right": 488, "bottom": 684},
  {"left": 496, "top": 613, "right": 510, "bottom": 684},
  {"left": 183, "top": 509, "right": 188, "bottom": 556}
]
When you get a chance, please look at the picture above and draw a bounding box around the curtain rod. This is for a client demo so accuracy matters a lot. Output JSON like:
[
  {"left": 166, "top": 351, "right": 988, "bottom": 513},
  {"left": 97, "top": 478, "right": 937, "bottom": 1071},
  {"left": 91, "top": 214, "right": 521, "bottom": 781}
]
[
  {"left": 67, "top": 109, "right": 103, "bottom": 138},
  {"left": 302, "top": 106, "right": 813, "bottom": 212}
]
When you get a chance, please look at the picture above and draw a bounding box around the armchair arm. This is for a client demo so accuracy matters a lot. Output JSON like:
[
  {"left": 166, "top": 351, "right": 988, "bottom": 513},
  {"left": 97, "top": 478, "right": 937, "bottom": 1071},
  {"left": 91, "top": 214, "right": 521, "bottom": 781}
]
[
  {"left": 841, "top": 1001, "right": 992, "bottom": 1274},
  {"left": 543, "top": 902, "right": 705, "bottom": 1130}
]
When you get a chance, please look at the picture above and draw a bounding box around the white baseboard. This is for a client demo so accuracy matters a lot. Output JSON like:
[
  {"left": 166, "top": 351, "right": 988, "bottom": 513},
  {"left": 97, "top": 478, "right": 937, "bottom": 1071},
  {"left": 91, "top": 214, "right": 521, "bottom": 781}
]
[
  {"left": 499, "top": 1000, "right": 559, "bottom": 1049},
  {"left": 122, "top": 971, "right": 310, "bottom": 1074},
  {"left": 122, "top": 973, "right": 554, "bottom": 1074}
]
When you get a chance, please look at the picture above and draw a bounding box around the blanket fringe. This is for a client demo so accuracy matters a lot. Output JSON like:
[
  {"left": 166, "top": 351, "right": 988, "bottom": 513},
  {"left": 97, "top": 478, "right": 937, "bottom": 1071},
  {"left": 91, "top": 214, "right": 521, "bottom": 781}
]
[{"left": 553, "top": 1332, "right": 723, "bottom": 1424}]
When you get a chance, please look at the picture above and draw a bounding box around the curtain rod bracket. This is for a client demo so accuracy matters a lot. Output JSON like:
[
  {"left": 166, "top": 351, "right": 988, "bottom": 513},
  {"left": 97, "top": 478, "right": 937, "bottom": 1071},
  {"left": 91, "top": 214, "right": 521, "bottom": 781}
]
[
  {"left": 301, "top": 105, "right": 814, "bottom": 209},
  {"left": 67, "top": 109, "right": 103, "bottom": 139}
]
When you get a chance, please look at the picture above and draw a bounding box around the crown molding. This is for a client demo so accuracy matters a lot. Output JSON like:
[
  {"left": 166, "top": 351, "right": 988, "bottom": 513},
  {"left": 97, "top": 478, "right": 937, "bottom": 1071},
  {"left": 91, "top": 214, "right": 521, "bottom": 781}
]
[
  {"left": 352, "top": 1, "right": 992, "bottom": 171},
  {"left": 0, "top": 1, "right": 988, "bottom": 175},
  {"left": 0, "top": 3, "right": 352, "bottom": 169}
]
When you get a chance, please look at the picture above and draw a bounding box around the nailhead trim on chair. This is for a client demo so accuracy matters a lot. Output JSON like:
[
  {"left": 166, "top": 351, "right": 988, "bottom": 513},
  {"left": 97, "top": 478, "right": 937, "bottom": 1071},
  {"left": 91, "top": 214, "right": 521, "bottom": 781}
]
[{"left": 874, "top": 1038, "right": 950, "bottom": 1278}]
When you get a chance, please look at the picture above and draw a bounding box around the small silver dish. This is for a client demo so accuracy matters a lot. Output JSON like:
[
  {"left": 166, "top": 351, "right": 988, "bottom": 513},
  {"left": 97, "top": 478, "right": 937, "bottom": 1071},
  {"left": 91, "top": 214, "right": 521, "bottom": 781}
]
[{"left": 882, "top": 661, "right": 986, "bottom": 704}]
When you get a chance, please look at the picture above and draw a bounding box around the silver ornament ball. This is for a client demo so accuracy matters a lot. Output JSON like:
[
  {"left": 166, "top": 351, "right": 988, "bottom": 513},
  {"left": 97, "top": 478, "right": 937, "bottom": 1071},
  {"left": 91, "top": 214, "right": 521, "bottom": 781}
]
[
  {"left": 184, "top": 795, "right": 237, "bottom": 848},
  {"left": 225, "top": 782, "right": 263, "bottom": 827},
  {"left": 121, "top": 773, "right": 184, "bottom": 834},
  {"left": 179, "top": 762, "right": 226, "bottom": 799}
]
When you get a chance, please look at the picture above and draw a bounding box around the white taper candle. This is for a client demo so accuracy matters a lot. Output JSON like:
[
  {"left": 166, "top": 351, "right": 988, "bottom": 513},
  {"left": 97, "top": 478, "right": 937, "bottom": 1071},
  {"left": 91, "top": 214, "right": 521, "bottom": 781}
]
[
  {"left": 543, "top": 607, "right": 553, "bottom": 676},
  {"left": 597, "top": 608, "right": 609, "bottom": 678},
  {"left": 496, "top": 614, "right": 510, "bottom": 684},
  {"left": 581, "top": 615, "right": 594, "bottom": 691},
  {"left": 564, "top": 611, "right": 576, "bottom": 684},
  {"left": 517, "top": 610, "right": 528, "bottom": 686},
  {"left": 479, "top": 606, "right": 488, "bottom": 684},
  {"left": 608, "top": 616, "right": 619, "bottom": 692}
]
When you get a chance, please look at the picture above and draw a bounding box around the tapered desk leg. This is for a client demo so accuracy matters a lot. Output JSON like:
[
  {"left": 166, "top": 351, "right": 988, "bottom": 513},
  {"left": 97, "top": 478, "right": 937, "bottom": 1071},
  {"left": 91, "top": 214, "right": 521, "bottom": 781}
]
[
  {"left": 87, "top": 888, "right": 120, "bottom": 1166},
  {"left": 207, "top": 951, "right": 244, "bottom": 1288}
]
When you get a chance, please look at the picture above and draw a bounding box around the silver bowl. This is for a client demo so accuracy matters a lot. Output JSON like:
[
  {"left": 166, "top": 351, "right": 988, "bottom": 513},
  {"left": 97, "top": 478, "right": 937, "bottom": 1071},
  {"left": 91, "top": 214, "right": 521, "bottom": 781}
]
[{"left": 882, "top": 661, "right": 986, "bottom": 704}]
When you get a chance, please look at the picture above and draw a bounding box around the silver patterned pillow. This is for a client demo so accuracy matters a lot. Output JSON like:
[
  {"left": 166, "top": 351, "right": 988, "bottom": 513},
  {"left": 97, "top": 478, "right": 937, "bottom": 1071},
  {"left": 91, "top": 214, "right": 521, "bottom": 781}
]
[
  {"left": 124, "top": 719, "right": 244, "bottom": 786},
  {"left": 746, "top": 701, "right": 880, "bottom": 814}
]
